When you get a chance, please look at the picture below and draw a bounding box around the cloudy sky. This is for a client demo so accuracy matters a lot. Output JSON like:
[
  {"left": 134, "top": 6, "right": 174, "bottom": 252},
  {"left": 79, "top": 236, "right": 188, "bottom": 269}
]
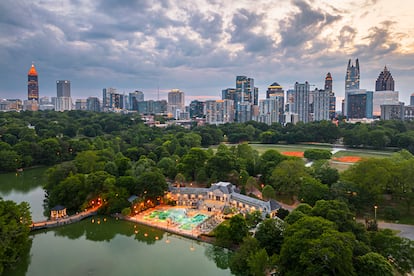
[{"left": 1, "top": 0, "right": 414, "bottom": 107}]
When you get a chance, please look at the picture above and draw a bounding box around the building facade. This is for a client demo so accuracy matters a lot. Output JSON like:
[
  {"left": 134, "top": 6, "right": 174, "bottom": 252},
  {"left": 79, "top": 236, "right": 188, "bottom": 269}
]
[
  {"left": 294, "top": 82, "right": 310, "bottom": 123},
  {"left": 167, "top": 89, "right": 185, "bottom": 119},
  {"left": 346, "top": 89, "right": 373, "bottom": 119},
  {"left": 189, "top": 100, "right": 205, "bottom": 118},
  {"left": 56, "top": 80, "right": 72, "bottom": 112},
  {"left": 325, "top": 72, "right": 336, "bottom": 119},
  {"left": 313, "top": 88, "right": 330, "bottom": 121},
  {"left": 205, "top": 100, "right": 234, "bottom": 125},
  {"left": 168, "top": 182, "right": 280, "bottom": 218},
  {"left": 86, "top": 97, "right": 101, "bottom": 112},
  {"left": 129, "top": 90, "right": 144, "bottom": 111},
  {"left": 372, "top": 90, "right": 399, "bottom": 117},
  {"left": 266, "top": 82, "right": 284, "bottom": 123}
]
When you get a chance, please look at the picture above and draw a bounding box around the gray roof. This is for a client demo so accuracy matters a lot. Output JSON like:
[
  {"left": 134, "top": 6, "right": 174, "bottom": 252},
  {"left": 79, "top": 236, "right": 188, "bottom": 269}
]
[{"left": 51, "top": 205, "right": 66, "bottom": 211}]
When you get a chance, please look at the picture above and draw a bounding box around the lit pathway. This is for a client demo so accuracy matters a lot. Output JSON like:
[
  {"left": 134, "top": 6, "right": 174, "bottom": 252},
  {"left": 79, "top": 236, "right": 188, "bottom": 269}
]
[{"left": 30, "top": 205, "right": 101, "bottom": 231}]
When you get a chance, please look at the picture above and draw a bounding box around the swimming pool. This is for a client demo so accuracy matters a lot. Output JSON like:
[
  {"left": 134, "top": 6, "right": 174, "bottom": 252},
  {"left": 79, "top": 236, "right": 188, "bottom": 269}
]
[{"left": 144, "top": 208, "right": 209, "bottom": 230}]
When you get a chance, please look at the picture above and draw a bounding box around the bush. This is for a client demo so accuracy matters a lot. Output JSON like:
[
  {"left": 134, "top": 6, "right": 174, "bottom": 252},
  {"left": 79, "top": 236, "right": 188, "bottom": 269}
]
[
  {"left": 304, "top": 149, "right": 332, "bottom": 160},
  {"left": 383, "top": 206, "right": 400, "bottom": 221}
]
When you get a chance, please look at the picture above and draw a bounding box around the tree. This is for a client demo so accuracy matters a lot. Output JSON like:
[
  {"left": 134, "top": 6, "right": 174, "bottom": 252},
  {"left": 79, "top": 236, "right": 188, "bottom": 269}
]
[
  {"left": 270, "top": 159, "right": 309, "bottom": 200},
  {"left": 257, "top": 150, "right": 286, "bottom": 184},
  {"left": 178, "top": 148, "right": 208, "bottom": 180},
  {"left": 261, "top": 185, "right": 275, "bottom": 200},
  {"left": 298, "top": 177, "right": 329, "bottom": 206},
  {"left": 136, "top": 171, "right": 168, "bottom": 199},
  {"left": 0, "top": 199, "right": 32, "bottom": 274},
  {"left": 0, "top": 150, "right": 21, "bottom": 172},
  {"left": 255, "top": 218, "right": 285, "bottom": 255},
  {"left": 369, "top": 229, "right": 414, "bottom": 274},
  {"left": 311, "top": 160, "right": 339, "bottom": 186},
  {"left": 279, "top": 216, "right": 356, "bottom": 276},
  {"left": 229, "top": 236, "right": 262, "bottom": 276},
  {"left": 304, "top": 149, "right": 332, "bottom": 160},
  {"left": 229, "top": 214, "right": 249, "bottom": 245},
  {"left": 355, "top": 252, "right": 394, "bottom": 276}
]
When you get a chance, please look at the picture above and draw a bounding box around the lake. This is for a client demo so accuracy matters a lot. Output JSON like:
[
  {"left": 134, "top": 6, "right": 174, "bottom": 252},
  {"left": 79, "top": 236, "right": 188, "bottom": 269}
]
[{"left": 0, "top": 168, "right": 232, "bottom": 276}]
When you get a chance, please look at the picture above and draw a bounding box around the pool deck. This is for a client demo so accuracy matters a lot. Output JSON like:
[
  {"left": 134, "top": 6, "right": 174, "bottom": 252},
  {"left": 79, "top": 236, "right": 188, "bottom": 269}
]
[{"left": 118, "top": 205, "right": 221, "bottom": 241}]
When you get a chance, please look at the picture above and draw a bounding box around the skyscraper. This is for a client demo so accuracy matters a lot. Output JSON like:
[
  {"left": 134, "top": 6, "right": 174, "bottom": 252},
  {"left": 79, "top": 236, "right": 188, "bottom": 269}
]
[
  {"left": 410, "top": 93, "right": 414, "bottom": 106},
  {"left": 313, "top": 88, "right": 330, "bottom": 121},
  {"left": 294, "top": 82, "right": 310, "bottom": 123},
  {"left": 55, "top": 80, "right": 72, "bottom": 111},
  {"left": 28, "top": 64, "right": 39, "bottom": 101},
  {"left": 129, "top": 90, "right": 144, "bottom": 111},
  {"left": 345, "top": 59, "right": 360, "bottom": 91},
  {"left": 375, "top": 66, "right": 394, "bottom": 91},
  {"left": 266, "top": 82, "right": 285, "bottom": 123},
  {"left": 236, "top": 76, "right": 257, "bottom": 105},
  {"left": 346, "top": 90, "right": 373, "bottom": 119},
  {"left": 325, "top": 72, "right": 336, "bottom": 119},
  {"left": 57, "top": 80, "right": 71, "bottom": 97},
  {"left": 167, "top": 89, "right": 185, "bottom": 119}
]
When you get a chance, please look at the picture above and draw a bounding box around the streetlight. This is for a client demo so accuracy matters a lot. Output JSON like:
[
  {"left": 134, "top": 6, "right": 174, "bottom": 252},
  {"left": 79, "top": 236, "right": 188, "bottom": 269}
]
[{"left": 374, "top": 205, "right": 378, "bottom": 221}]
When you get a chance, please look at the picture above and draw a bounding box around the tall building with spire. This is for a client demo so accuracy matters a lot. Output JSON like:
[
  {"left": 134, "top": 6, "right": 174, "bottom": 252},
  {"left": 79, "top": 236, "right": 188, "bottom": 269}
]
[
  {"left": 345, "top": 59, "right": 360, "bottom": 91},
  {"left": 375, "top": 66, "right": 395, "bottom": 91},
  {"left": 324, "top": 72, "right": 336, "bottom": 119},
  {"left": 28, "top": 64, "right": 39, "bottom": 101}
]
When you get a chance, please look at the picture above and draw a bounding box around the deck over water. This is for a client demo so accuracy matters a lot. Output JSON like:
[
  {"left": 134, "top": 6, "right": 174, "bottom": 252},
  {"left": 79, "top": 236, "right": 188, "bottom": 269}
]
[{"left": 30, "top": 206, "right": 100, "bottom": 231}]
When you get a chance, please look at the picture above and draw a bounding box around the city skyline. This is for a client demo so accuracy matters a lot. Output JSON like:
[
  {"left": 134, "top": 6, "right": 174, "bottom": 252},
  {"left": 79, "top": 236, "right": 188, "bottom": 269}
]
[{"left": 1, "top": 0, "right": 414, "bottom": 106}]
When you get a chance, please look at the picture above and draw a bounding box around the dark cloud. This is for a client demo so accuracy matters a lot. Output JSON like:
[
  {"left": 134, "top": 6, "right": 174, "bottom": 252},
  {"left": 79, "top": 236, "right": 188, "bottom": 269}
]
[
  {"left": 278, "top": 0, "right": 341, "bottom": 55},
  {"left": 338, "top": 26, "right": 357, "bottom": 47},
  {"left": 189, "top": 11, "right": 223, "bottom": 41},
  {"left": 354, "top": 21, "right": 399, "bottom": 58},
  {"left": 228, "top": 8, "right": 274, "bottom": 54}
]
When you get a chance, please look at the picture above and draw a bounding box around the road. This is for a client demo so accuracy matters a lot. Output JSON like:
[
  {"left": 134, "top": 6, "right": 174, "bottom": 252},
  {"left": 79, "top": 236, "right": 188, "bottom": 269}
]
[{"left": 377, "top": 221, "right": 414, "bottom": 240}]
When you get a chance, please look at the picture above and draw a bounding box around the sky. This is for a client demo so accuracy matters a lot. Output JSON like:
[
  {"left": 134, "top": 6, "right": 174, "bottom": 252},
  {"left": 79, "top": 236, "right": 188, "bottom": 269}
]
[{"left": 1, "top": 0, "right": 414, "bottom": 107}]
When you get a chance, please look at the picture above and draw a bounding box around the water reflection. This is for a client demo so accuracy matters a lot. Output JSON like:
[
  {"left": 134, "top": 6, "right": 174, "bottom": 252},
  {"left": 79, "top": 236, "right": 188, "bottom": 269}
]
[{"left": 0, "top": 167, "right": 47, "bottom": 195}]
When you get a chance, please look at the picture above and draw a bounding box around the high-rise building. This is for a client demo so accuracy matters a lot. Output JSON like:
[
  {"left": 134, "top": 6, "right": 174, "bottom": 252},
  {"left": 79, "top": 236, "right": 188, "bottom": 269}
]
[
  {"left": 222, "top": 88, "right": 237, "bottom": 102},
  {"left": 167, "top": 89, "right": 185, "bottom": 119},
  {"left": 189, "top": 100, "right": 205, "bottom": 118},
  {"left": 102, "top": 88, "right": 125, "bottom": 111},
  {"left": 259, "top": 96, "right": 284, "bottom": 125},
  {"left": 75, "top": 99, "right": 87, "bottom": 110},
  {"left": 325, "top": 72, "right": 336, "bottom": 119},
  {"left": 28, "top": 64, "right": 39, "bottom": 101},
  {"left": 381, "top": 103, "right": 404, "bottom": 120},
  {"left": 346, "top": 89, "right": 373, "bottom": 119},
  {"left": 265, "top": 82, "right": 285, "bottom": 123},
  {"left": 55, "top": 80, "right": 72, "bottom": 112},
  {"left": 410, "top": 93, "right": 414, "bottom": 106},
  {"left": 236, "top": 76, "right": 257, "bottom": 105},
  {"left": 205, "top": 100, "right": 234, "bottom": 124},
  {"left": 294, "top": 82, "right": 310, "bottom": 123},
  {"left": 373, "top": 90, "right": 399, "bottom": 117},
  {"left": 313, "top": 88, "right": 330, "bottom": 121},
  {"left": 345, "top": 59, "right": 360, "bottom": 91},
  {"left": 375, "top": 66, "right": 395, "bottom": 91},
  {"left": 57, "top": 80, "right": 71, "bottom": 97},
  {"left": 285, "top": 89, "right": 295, "bottom": 113},
  {"left": 87, "top": 97, "right": 101, "bottom": 112},
  {"left": 129, "top": 90, "right": 144, "bottom": 111}
]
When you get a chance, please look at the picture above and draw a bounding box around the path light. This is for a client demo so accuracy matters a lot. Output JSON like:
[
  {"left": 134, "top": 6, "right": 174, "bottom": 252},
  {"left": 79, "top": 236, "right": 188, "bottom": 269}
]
[{"left": 374, "top": 205, "right": 378, "bottom": 221}]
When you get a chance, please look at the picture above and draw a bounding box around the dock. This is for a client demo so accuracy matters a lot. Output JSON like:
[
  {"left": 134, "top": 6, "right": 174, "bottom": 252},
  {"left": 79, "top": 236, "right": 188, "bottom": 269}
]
[{"left": 30, "top": 206, "right": 100, "bottom": 231}]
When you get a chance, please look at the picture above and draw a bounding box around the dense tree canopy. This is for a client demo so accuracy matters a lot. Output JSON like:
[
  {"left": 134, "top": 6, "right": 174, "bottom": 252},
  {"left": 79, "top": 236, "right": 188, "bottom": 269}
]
[{"left": 0, "top": 198, "right": 32, "bottom": 274}]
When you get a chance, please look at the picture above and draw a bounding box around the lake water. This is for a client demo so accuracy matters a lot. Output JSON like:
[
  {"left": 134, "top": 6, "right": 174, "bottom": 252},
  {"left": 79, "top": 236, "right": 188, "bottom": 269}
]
[{"left": 0, "top": 168, "right": 232, "bottom": 276}]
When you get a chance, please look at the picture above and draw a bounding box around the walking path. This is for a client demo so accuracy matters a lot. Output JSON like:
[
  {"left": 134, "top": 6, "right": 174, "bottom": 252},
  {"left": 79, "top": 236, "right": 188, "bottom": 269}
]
[{"left": 30, "top": 205, "right": 100, "bottom": 231}]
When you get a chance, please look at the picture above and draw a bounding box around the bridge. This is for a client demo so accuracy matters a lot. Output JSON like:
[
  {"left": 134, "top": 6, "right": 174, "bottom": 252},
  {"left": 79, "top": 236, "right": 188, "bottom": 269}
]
[{"left": 30, "top": 205, "right": 101, "bottom": 231}]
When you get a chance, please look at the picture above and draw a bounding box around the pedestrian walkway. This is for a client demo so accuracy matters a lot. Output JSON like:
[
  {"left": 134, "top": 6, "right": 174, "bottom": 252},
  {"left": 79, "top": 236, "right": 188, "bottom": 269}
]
[{"left": 30, "top": 205, "right": 101, "bottom": 231}]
